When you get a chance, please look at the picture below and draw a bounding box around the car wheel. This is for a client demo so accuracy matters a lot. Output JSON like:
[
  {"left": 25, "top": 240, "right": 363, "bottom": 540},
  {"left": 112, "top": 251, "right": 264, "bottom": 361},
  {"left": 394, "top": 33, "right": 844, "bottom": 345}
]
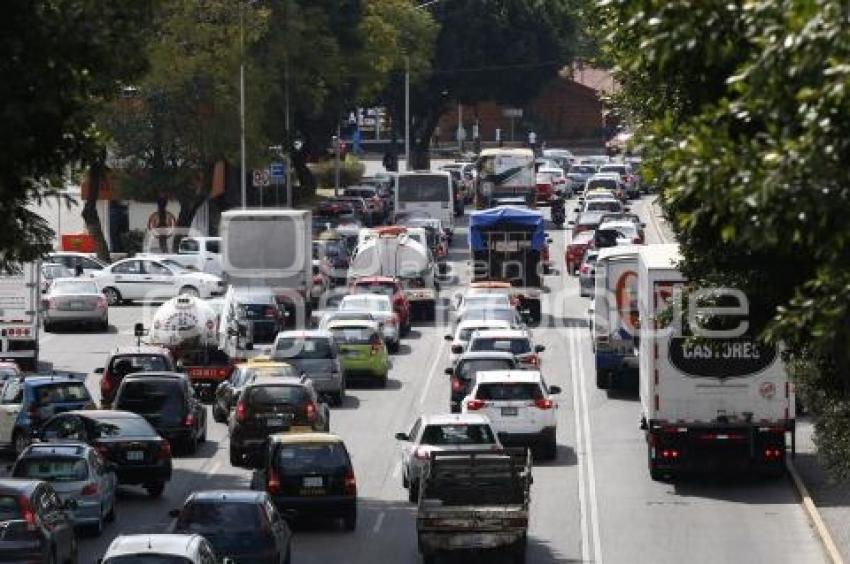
[
  {"left": 388, "top": 340, "right": 400, "bottom": 354},
  {"left": 212, "top": 403, "right": 228, "bottom": 423},
  {"left": 106, "top": 496, "right": 116, "bottom": 522},
  {"left": 542, "top": 433, "right": 557, "bottom": 461},
  {"left": 13, "top": 430, "right": 30, "bottom": 457},
  {"left": 595, "top": 370, "right": 610, "bottom": 390},
  {"left": 43, "top": 320, "right": 54, "bottom": 333},
  {"left": 179, "top": 286, "right": 200, "bottom": 298},
  {"left": 408, "top": 479, "right": 419, "bottom": 503},
  {"left": 199, "top": 422, "right": 207, "bottom": 443},
  {"left": 145, "top": 482, "right": 166, "bottom": 498},
  {"left": 333, "top": 390, "right": 345, "bottom": 407},
  {"left": 230, "top": 448, "right": 243, "bottom": 467},
  {"left": 402, "top": 469, "right": 409, "bottom": 489},
  {"left": 102, "top": 287, "right": 122, "bottom": 306},
  {"left": 186, "top": 434, "right": 198, "bottom": 455},
  {"left": 99, "top": 318, "right": 109, "bottom": 332},
  {"left": 342, "top": 507, "right": 357, "bottom": 531}
]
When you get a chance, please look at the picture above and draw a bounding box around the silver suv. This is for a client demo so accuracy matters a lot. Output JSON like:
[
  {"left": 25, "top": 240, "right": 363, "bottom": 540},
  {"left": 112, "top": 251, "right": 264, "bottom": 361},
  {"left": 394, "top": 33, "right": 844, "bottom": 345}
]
[{"left": 271, "top": 331, "right": 345, "bottom": 406}]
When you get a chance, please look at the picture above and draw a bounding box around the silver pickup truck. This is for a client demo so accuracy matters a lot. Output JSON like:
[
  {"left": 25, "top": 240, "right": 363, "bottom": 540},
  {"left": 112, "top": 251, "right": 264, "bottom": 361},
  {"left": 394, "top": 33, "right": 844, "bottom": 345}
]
[{"left": 416, "top": 449, "right": 532, "bottom": 564}]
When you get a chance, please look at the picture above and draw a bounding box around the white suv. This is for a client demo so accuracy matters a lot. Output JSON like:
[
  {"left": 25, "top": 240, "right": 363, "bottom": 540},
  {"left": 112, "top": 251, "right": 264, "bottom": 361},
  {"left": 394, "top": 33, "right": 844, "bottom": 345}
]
[
  {"left": 465, "top": 329, "right": 545, "bottom": 370},
  {"left": 102, "top": 534, "right": 218, "bottom": 564},
  {"left": 461, "top": 370, "right": 561, "bottom": 460}
]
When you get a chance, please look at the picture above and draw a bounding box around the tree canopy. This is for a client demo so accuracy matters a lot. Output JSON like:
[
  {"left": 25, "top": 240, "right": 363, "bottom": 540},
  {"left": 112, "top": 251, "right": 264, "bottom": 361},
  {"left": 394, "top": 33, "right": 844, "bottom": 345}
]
[{"left": 599, "top": 0, "right": 850, "bottom": 475}]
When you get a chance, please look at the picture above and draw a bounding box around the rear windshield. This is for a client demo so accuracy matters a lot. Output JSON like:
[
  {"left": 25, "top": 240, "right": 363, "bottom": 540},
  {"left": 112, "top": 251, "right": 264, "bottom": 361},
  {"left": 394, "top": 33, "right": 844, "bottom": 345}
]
[
  {"left": 245, "top": 365, "right": 296, "bottom": 379},
  {"left": 352, "top": 282, "right": 395, "bottom": 296},
  {"left": 476, "top": 382, "right": 544, "bottom": 401},
  {"left": 275, "top": 338, "right": 334, "bottom": 360},
  {"left": 116, "top": 380, "right": 184, "bottom": 420},
  {"left": 457, "top": 359, "right": 514, "bottom": 379},
  {"left": 469, "top": 338, "right": 532, "bottom": 355},
  {"left": 105, "top": 557, "right": 192, "bottom": 564},
  {"left": 236, "top": 302, "right": 276, "bottom": 318},
  {"left": 420, "top": 424, "right": 496, "bottom": 446},
  {"left": 595, "top": 229, "right": 625, "bottom": 248},
  {"left": 342, "top": 297, "right": 390, "bottom": 312},
  {"left": 14, "top": 457, "right": 88, "bottom": 482},
  {"left": 176, "top": 501, "right": 263, "bottom": 533},
  {"left": 245, "top": 385, "right": 308, "bottom": 407},
  {"left": 571, "top": 166, "right": 597, "bottom": 174},
  {"left": 0, "top": 496, "right": 20, "bottom": 521},
  {"left": 108, "top": 354, "right": 170, "bottom": 374},
  {"left": 329, "top": 327, "right": 378, "bottom": 345},
  {"left": 34, "top": 383, "right": 91, "bottom": 403},
  {"left": 460, "top": 309, "right": 514, "bottom": 324},
  {"left": 94, "top": 417, "right": 158, "bottom": 438},
  {"left": 459, "top": 326, "right": 505, "bottom": 342},
  {"left": 276, "top": 443, "right": 349, "bottom": 474},
  {"left": 586, "top": 200, "right": 621, "bottom": 212}
]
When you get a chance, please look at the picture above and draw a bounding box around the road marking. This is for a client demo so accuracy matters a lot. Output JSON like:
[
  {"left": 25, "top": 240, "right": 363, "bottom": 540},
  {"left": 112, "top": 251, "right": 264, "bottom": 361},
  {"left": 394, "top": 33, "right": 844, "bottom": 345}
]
[
  {"left": 569, "top": 327, "right": 591, "bottom": 563},
  {"left": 575, "top": 327, "right": 604, "bottom": 564},
  {"left": 418, "top": 337, "right": 446, "bottom": 407},
  {"left": 205, "top": 461, "right": 221, "bottom": 478},
  {"left": 392, "top": 460, "right": 401, "bottom": 479},
  {"left": 372, "top": 511, "right": 385, "bottom": 534}
]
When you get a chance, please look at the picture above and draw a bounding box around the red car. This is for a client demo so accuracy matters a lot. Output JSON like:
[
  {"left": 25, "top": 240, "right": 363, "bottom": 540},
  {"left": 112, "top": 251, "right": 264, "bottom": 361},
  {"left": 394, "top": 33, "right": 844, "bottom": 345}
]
[
  {"left": 97, "top": 345, "right": 176, "bottom": 407},
  {"left": 350, "top": 276, "right": 411, "bottom": 334},
  {"left": 565, "top": 230, "right": 595, "bottom": 274},
  {"left": 535, "top": 172, "right": 556, "bottom": 205}
]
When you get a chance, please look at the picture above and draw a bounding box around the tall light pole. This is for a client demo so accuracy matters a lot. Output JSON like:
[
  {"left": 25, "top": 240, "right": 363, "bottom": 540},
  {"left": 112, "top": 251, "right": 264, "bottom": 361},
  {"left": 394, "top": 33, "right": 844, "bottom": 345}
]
[
  {"left": 239, "top": 1, "right": 247, "bottom": 208},
  {"left": 284, "top": 0, "right": 293, "bottom": 208},
  {"left": 405, "top": 56, "right": 411, "bottom": 171}
]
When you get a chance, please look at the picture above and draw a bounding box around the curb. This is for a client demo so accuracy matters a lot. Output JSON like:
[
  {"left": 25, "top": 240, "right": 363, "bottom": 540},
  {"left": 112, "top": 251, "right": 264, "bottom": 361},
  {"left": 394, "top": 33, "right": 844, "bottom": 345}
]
[{"left": 787, "top": 458, "right": 845, "bottom": 564}]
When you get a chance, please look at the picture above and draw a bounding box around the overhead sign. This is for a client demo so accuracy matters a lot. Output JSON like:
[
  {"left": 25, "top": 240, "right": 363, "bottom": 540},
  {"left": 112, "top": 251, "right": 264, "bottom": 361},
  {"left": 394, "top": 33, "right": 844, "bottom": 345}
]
[
  {"left": 269, "top": 162, "right": 285, "bottom": 182},
  {"left": 252, "top": 169, "right": 270, "bottom": 188}
]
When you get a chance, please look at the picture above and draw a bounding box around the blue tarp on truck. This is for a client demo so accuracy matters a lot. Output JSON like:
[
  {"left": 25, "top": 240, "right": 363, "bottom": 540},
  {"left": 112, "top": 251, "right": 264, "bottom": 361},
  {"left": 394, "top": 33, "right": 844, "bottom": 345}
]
[{"left": 468, "top": 206, "right": 546, "bottom": 250}]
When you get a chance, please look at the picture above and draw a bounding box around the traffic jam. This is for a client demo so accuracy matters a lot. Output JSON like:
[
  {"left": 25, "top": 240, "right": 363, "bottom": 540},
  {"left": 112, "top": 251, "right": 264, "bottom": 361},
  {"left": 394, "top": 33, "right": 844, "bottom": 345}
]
[{"left": 0, "top": 148, "right": 796, "bottom": 564}]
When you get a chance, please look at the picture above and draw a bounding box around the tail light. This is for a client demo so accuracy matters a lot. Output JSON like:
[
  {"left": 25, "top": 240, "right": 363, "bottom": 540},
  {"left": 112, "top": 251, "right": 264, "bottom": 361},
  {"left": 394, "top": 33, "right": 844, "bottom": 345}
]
[
  {"left": 182, "top": 413, "right": 195, "bottom": 427},
  {"left": 235, "top": 401, "right": 247, "bottom": 422},
  {"left": 764, "top": 447, "right": 783, "bottom": 459},
  {"left": 263, "top": 306, "right": 277, "bottom": 319},
  {"left": 660, "top": 448, "right": 680, "bottom": 459},
  {"left": 96, "top": 295, "right": 108, "bottom": 309},
  {"left": 267, "top": 467, "right": 281, "bottom": 495},
  {"left": 414, "top": 447, "right": 430, "bottom": 460},
  {"left": 17, "top": 496, "right": 36, "bottom": 531},
  {"left": 158, "top": 440, "right": 172, "bottom": 459},
  {"left": 344, "top": 468, "right": 357, "bottom": 495},
  {"left": 101, "top": 373, "right": 113, "bottom": 396},
  {"left": 81, "top": 482, "right": 98, "bottom": 496},
  {"left": 466, "top": 399, "right": 486, "bottom": 411},
  {"left": 451, "top": 377, "right": 462, "bottom": 392},
  {"left": 534, "top": 398, "right": 554, "bottom": 409},
  {"left": 305, "top": 401, "right": 317, "bottom": 422},
  {"left": 527, "top": 354, "right": 540, "bottom": 366}
]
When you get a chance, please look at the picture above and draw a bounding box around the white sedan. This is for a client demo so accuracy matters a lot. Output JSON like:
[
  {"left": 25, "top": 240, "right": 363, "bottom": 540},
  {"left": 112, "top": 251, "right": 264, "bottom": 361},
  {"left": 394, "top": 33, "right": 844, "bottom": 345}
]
[{"left": 93, "top": 257, "right": 225, "bottom": 305}]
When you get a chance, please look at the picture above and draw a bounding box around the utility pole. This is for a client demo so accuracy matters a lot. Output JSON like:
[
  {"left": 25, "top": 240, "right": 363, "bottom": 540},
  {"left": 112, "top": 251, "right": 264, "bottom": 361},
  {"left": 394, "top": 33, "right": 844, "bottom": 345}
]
[
  {"left": 405, "top": 55, "right": 411, "bottom": 171},
  {"left": 284, "top": 0, "right": 293, "bottom": 208},
  {"left": 239, "top": 1, "right": 247, "bottom": 208}
]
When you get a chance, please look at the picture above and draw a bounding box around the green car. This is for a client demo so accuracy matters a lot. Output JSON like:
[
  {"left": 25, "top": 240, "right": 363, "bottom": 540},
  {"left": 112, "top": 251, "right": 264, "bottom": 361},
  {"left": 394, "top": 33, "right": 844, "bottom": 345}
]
[{"left": 327, "top": 319, "right": 390, "bottom": 387}]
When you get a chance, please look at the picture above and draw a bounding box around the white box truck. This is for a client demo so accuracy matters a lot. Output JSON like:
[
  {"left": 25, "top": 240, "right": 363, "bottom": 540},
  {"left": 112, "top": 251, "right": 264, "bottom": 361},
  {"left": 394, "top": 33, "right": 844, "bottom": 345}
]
[
  {"left": 592, "top": 245, "right": 640, "bottom": 390},
  {"left": 638, "top": 244, "right": 794, "bottom": 479},
  {"left": 0, "top": 262, "right": 41, "bottom": 371},
  {"left": 220, "top": 209, "right": 313, "bottom": 327}
]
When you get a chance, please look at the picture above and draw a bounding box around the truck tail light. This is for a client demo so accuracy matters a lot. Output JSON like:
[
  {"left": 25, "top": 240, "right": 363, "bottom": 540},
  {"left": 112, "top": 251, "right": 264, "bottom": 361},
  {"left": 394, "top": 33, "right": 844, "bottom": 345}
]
[
  {"left": 267, "top": 467, "right": 281, "bottom": 495},
  {"left": 466, "top": 399, "right": 486, "bottom": 411},
  {"left": 764, "top": 447, "right": 783, "bottom": 459},
  {"left": 344, "top": 469, "right": 357, "bottom": 495},
  {"left": 660, "top": 449, "right": 680, "bottom": 459}
]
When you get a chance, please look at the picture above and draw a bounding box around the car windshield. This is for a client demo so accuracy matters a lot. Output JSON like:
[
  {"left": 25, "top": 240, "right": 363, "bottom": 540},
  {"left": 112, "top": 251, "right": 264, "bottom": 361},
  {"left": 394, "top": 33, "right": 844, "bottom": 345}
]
[
  {"left": 105, "top": 558, "right": 193, "bottom": 564},
  {"left": 108, "top": 355, "right": 170, "bottom": 373},
  {"left": 34, "top": 382, "right": 91, "bottom": 403},
  {"left": 115, "top": 380, "right": 184, "bottom": 422},
  {"left": 476, "top": 382, "right": 544, "bottom": 401},
  {"left": 50, "top": 281, "right": 99, "bottom": 294},
  {"left": 246, "top": 365, "right": 296, "bottom": 379},
  {"left": 93, "top": 416, "right": 158, "bottom": 438},
  {"left": 245, "top": 385, "right": 308, "bottom": 407},
  {"left": 276, "top": 442, "right": 350, "bottom": 474},
  {"left": 420, "top": 424, "right": 496, "bottom": 445},
  {"left": 457, "top": 359, "right": 514, "bottom": 379},
  {"left": 275, "top": 337, "right": 334, "bottom": 360},
  {"left": 341, "top": 297, "right": 390, "bottom": 312},
  {"left": 14, "top": 457, "right": 88, "bottom": 482},
  {"left": 469, "top": 338, "right": 532, "bottom": 355},
  {"left": 329, "top": 327, "right": 377, "bottom": 345}
]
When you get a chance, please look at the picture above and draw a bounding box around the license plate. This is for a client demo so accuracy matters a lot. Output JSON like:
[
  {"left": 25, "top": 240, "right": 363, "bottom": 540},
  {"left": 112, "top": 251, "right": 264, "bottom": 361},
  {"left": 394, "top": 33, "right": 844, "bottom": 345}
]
[
  {"left": 267, "top": 418, "right": 285, "bottom": 426},
  {"left": 126, "top": 450, "right": 144, "bottom": 461},
  {"left": 303, "top": 476, "right": 323, "bottom": 488},
  {"left": 299, "top": 488, "right": 326, "bottom": 496},
  {"left": 501, "top": 407, "right": 518, "bottom": 417},
  {"left": 70, "top": 301, "right": 86, "bottom": 310}
]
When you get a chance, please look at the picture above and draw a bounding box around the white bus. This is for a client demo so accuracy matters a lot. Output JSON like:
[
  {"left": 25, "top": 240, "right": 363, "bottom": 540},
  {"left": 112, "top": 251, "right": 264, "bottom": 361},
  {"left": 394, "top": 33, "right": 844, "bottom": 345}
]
[{"left": 393, "top": 171, "right": 455, "bottom": 232}]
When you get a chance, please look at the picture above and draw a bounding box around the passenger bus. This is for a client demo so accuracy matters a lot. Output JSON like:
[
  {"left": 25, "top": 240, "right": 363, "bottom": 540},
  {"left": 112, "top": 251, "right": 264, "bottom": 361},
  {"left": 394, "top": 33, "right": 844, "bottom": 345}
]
[{"left": 393, "top": 171, "right": 455, "bottom": 232}]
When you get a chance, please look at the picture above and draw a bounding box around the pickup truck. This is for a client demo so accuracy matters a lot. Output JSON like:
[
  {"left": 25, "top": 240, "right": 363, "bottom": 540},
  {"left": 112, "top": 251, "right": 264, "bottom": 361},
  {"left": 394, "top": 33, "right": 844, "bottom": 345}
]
[
  {"left": 137, "top": 236, "right": 222, "bottom": 276},
  {"left": 416, "top": 449, "right": 532, "bottom": 564}
]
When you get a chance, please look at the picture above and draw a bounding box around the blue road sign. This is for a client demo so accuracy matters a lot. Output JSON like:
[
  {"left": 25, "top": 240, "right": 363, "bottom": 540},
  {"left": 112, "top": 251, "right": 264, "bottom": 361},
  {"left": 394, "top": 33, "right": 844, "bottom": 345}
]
[{"left": 270, "top": 162, "right": 285, "bottom": 182}]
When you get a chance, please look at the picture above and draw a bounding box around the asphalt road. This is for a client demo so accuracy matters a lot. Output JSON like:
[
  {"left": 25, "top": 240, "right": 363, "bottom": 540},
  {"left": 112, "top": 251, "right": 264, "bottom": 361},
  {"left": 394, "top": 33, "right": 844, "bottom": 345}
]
[{"left": 27, "top": 194, "right": 826, "bottom": 563}]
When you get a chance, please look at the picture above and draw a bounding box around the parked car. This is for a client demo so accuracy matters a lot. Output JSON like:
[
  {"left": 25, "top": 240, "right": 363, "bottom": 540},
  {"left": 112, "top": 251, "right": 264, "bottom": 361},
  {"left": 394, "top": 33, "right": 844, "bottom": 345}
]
[
  {"left": 339, "top": 294, "right": 400, "bottom": 353},
  {"left": 271, "top": 331, "right": 346, "bottom": 407},
  {"left": 251, "top": 432, "right": 357, "bottom": 530},
  {"left": 325, "top": 320, "right": 390, "bottom": 387},
  {"left": 349, "top": 276, "right": 411, "bottom": 334},
  {"left": 465, "top": 329, "right": 545, "bottom": 370},
  {"left": 213, "top": 358, "right": 298, "bottom": 423},
  {"left": 40, "top": 263, "right": 74, "bottom": 293},
  {"left": 113, "top": 372, "right": 207, "bottom": 454},
  {"left": 101, "top": 534, "right": 217, "bottom": 564},
  {"left": 36, "top": 410, "right": 173, "bottom": 498},
  {"left": 42, "top": 278, "right": 109, "bottom": 332},
  {"left": 93, "top": 257, "right": 225, "bottom": 305},
  {"left": 0, "top": 479, "right": 78, "bottom": 563},
  {"left": 462, "top": 369, "right": 561, "bottom": 459},
  {"left": 46, "top": 252, "right": 107, "bottom": 276},
  {"left": 171, "top": 490, "right": 293, "bottom": 564},
  {"left": 395, "top": 413, "right": 502, "bottom": 502},
  {"left": 229, "top": 375, "right": 331, "bottom": 467},
  {"left": 0, "top": 374, "right": 94, "bottom": 455},
  {"left": 96, "top": 345, "right": 176, "bottom": 407},
  {"left": 565, "top": 230, "right": 596, "bottom": 274},
  {"left": 445, "top": 351, "right": 518, "bottom": 413},
  {"left": 12, "top": 442, "right": 117, "bottom": 535}
]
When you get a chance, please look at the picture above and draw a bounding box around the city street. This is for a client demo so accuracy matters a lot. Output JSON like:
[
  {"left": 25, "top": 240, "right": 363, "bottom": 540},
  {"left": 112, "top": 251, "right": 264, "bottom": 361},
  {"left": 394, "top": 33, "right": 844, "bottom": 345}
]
[{"left": 21, "top": 195, "right": 825, "bottom": 564}]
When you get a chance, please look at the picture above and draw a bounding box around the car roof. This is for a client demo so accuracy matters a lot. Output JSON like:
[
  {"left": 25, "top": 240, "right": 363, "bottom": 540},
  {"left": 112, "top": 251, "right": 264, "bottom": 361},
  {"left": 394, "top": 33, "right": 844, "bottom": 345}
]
[
  {"left": 105, "top": 534, "right": 204, "bottom": 558},
  {"left": 22, "top": 374, "right": 86, "bottom": 386},
  {"left": 469, "top": 329, "right": 530, "bottom": 339},
  {"left": 342, "top": 293, "right": 390, "bottom": 303},
  {"left": 457, "top": 319, "right": 511, "bottom": 330},
  {"left": 598, "top": 220, "right": 636, "bottom": 230},
  {"left": 277, "top": 330, "right": 334, "bottom": 339},
  {"left": 570, "top": 230, "right": 595, "bottom": 242},
  {"left": 469, "top": 281, "right": 511, "bottom": 288},
  {"left": 121, "top": 371, "right": 186, "bottom": 382},
  {"left": 110, "top": 345, "right": 171, "bottom": 356},
  {"left": 474, "top": 370, "right": 543, "bottom": 384},
  {"left": 241, "top": 357, "right": 292, "bottom": 368},
  {"left": 326, "top": 319, "right": 380, "bottom": 330},
  {"left": 463, "top": 293, "right": 510, "bottom": 301},
  {"left": 187, "top": 490, "right": 266, "bottom": 503},
  {"left": 269, "top": 432, "right": 344, "bottom": 445},
  {"left": 65, "top": 409, "right": 146, "bottom": 420},
  {"left": 420, "top": 413, "right": 492, "bottom": 426},
  {"left": 353, "top": 276, "right": 397, "bottom": 284}
]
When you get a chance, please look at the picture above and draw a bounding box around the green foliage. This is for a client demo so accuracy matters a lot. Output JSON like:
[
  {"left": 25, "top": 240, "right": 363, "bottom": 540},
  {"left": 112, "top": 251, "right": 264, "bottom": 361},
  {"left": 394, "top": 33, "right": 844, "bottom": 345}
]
[
  {"left": 0, "top": 0, "right": 155, "bottom": 268},
  {"left": 602, "top": 0, "right": 850, "bottom": 475},
  {"left": 310, "top": 157, "right": 365, "bottom": 189}
]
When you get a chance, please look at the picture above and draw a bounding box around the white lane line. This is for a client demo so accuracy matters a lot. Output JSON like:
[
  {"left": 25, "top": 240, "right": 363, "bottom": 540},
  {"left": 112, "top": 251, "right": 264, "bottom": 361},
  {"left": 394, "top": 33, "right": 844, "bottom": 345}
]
[
  {"left": 391, "top": 460, "right": 401, "bottom": 479},
  {"left": 205, "top": 461, "right": 221, "bottom": 478},
  {"left": 575, "top": 326, "right": 603, "bottom": 564},
  {"left": 372, "top": 511, "right": 385, "bottom": 534},
  {"left": 569, "top": 327, "right": 591, "bottom": 563},
  {"left": 418, "top": 338, "right": 446, "bottom": 407}
]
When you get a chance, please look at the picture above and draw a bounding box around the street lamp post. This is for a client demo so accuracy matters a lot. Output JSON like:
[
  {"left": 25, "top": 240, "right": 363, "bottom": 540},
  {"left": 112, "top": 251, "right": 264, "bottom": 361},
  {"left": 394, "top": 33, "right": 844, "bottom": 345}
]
[{"left": 239, "top": 1, "right": 247, "bottom": 209}]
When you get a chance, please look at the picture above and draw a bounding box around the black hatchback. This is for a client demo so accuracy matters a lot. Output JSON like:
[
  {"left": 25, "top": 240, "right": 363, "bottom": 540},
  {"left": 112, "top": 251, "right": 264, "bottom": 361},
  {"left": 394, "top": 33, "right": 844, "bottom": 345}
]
[
  {"left": 113, "top": 373, "right": 207, "bottom": 455},
  {"left": 0, "top": 479, "right": 78, "bottom": 563}
]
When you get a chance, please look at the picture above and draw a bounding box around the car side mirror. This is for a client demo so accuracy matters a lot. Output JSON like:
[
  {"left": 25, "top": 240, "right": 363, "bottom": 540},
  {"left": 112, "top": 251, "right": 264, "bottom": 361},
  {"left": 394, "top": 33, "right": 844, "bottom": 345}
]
[
  {"left": 535, "top": 344, "right": 546, "bottom": 353},
  {"left": 450, "top": 344, "right": 463, "bottom": 354},
  {"left": 549, "top": 385, "right": 562, "bottom": 395},
  {"left": 444, "top": 367, "right": 453, "bottom": 375},
  {"left": 443, "top": 335, "right": 453, "bottom": 341},
  {"left": 168, "top": 508, "right": 181, "bottom": 518},
  {"left": 94, "top": 367, "right": 104, "bottom": 374},
  {"left": 395, "top": 432, "right": 409, "bottom": 441}
]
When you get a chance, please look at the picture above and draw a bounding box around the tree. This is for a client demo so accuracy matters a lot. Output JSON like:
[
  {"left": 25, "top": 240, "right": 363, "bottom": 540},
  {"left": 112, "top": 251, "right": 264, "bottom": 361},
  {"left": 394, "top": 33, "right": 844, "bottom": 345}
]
[
  {"left": 600, "top": 0, "right": 850, "bottom": 476},
  {"left": 0, "top": 0, "right": 155, "bottom": 268},
  {"left": 384, "top": 0, "right": 581, "bottom": 168},
  {"left": 103, "top": 0, "right": 269, "bottom": 249}
]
